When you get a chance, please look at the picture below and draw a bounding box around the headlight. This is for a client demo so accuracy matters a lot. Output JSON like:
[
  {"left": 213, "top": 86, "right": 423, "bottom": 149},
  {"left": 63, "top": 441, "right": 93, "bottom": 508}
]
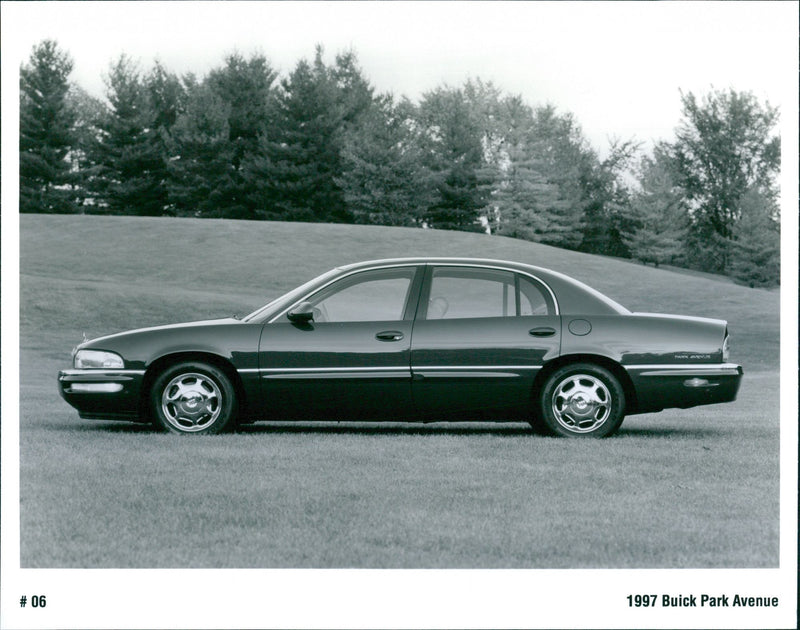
[{"left": 74, "top": 350, "right": 124, "bottom": 369}]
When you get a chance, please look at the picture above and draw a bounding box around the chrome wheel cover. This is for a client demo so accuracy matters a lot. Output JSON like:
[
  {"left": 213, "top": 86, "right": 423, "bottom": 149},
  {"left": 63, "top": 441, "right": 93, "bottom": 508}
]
[
  {"left": 552, "top": 374, "right": 611, "bottom": 434},
  {"left": 161, "top": 372, "right": 222, "bottom": 432}
]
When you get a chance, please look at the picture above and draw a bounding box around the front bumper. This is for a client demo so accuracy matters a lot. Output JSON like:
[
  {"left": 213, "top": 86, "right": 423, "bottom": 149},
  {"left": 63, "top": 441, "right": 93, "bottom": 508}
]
[
  {"left": 58, "top": 369, "right": 145, "bottom": 421},
  {"left": 624, "top": 363, "right": 743, "bottom": 414}
]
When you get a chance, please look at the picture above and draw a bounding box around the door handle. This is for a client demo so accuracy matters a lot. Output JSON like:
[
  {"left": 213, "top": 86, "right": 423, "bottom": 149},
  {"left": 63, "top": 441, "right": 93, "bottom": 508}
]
[
  {"left": 529, "top": 327, "right": 556, "bottom": 337},
  {"left": 376, "top": 330, "right": 404, "bottom": 342}
]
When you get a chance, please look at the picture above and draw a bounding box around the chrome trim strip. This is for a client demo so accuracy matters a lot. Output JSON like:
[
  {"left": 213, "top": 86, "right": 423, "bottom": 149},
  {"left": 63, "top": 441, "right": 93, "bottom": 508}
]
[
  {"left": 623, "top": 363, "right": 740, "bottom": 371},
  {"left": 639, "top": 369, "right": 741, "bottom": 378},
  {"left": 59, "top": 369, "right": 146, "bottom": 377},
  {"left": 263, "top": 371, "right": 410, "bottom": 380},
  {"left": 259, "top": 366, "right": 409, "bottom": 373},
  {"left": 415, "top": 365, "right": 542, "bottom": 371},
  {"left": 259, "top": 366, "right": 410, "bottom": 380},
  {"left": 415, "top": 371, "right": 521, "bottom": 379},
  {"left": 267, "top": 261, "right": 560, "bottom": 323},
  {"left": 253, "top": 365, "right": 543, "bottom": 379},
  {"left": 255, "top": 365, "right": 541, "bottom": 374}
]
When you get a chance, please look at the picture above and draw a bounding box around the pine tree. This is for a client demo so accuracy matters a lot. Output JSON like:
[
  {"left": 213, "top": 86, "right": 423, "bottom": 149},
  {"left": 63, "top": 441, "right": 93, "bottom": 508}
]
[
  {"left": 247, "top": 47, "right": 372, "bottom": 222},
  {"left": 19, "top": 40, "right": 78, "bottom": 213},
  {"left": 579, "top": 138, "right": 640, "bottom": 257},
  {"left": 64, "top": 84, "right": 106, "bottom": 210},
  {"left": 728, "top": 188, "right": 780, "bottom": 287},
  {"left": 336, "top": 96, "right": 435, "bottom": 226},
  {"left": 418, "top": 86, "right": 487, "bottom": 231},
  {"left": 623, "top": 151, "right": 687, "bottom": 267},
  {"left": 492, "top": 133, "right": 563, "bottom": 241},
  {"left": 90, "top": 55, "right": 166, "bottom": 215},
  {"left": 166, "top": 82, "right": 234, "bottom": 217},
  {"left": 206, "top": 52, "right": 277, "bottom": 219},
  {"left": 144, "top": 61, "right": 185, "bottom": 215},
  {"left": 528, "top": 106, "right": 589, "bottom": 250}
]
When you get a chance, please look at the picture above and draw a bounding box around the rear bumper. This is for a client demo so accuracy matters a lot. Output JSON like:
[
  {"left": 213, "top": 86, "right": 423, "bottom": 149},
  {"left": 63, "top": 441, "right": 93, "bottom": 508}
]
[
  {"left": 624, "top": 363, "right": 743, "bottom": 414},
  {"left": 58, "top": 369, "right": 145, "bottom": 420}
]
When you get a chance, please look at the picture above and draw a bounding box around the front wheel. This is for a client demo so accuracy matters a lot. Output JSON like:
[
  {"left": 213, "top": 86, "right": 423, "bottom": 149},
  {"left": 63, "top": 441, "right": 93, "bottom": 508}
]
[
  {"left": 540, "top": 363, "right": 625, "bottom": 437},
  {"left": 150, "top": 362, "right": 237, "bottom": 434}
]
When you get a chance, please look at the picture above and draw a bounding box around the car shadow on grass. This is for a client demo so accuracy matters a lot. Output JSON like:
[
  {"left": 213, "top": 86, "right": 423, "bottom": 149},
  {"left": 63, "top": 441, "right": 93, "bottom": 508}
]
[
  {"left": 236, "top": 423, "right": 725, "bottom": 438},
  {"left": 43, "top": 419, "right": 534, "bottom": 436},
  {"left": 36, "top": 419, "right": 160, "bottom": 434},
  {"left": 235, "top": 422, "right": 536, "bottom": 437},
  {"left": 616, "top": 425, "right": 725, "bottom": 438},
  {"left": 41, "top": 418, "right": 725, "bottom": 438}
]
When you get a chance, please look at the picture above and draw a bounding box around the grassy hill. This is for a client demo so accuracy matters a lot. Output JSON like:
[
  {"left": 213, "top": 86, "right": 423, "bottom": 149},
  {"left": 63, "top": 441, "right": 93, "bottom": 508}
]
[{"left": 21, "top": 213, "right": 779, "bottom": 371}]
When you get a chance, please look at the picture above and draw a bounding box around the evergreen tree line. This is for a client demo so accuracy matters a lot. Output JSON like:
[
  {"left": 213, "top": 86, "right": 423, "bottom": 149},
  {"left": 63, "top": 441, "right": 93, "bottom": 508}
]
[{"left": 20, "top": 40, "right": 780, "bottom": 287}]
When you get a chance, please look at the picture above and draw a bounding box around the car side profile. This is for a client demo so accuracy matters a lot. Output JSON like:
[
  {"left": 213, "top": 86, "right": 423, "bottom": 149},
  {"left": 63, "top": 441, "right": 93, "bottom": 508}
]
[{"left": 58, "top": 258, "right": 743, "bottom": 437}]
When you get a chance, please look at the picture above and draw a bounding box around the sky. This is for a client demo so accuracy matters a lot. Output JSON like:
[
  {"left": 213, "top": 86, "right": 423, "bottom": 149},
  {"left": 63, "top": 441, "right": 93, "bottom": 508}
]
[{"left": 3, "top": 1, "right": 795, "bottom": 157}]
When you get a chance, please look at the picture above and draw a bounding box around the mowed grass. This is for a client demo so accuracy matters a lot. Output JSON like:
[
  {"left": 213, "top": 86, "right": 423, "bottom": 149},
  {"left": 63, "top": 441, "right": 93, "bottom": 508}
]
[{"left": 18, "top": 214, "right": 780, "bottom": 567}]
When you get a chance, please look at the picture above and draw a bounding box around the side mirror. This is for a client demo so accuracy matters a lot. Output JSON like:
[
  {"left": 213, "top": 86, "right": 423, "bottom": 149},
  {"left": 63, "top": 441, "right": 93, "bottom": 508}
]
[{"left": 287, "top": 301, "right": 315, "bottom": 323}]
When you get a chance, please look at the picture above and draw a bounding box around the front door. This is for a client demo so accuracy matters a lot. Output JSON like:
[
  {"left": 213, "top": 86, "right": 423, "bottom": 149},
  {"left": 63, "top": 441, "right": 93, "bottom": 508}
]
[
  {"left": 258, "top": 265, "right": 423, "bottom": 420},
  {"left": 410, "top": 265, "right": 561, "bottom": 419}
]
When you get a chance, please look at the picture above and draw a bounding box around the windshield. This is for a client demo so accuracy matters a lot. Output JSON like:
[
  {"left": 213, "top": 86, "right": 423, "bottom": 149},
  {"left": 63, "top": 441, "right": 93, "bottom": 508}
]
[{"left": 242, "top": 268, "right": 342, "bottom": 322}]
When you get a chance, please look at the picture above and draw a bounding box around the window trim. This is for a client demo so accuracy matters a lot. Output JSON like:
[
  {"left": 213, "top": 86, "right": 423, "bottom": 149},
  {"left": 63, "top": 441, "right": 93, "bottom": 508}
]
[
  {"left": 268, "top": 264, "right": 425, "bottom": 324},
  {"left": 418, "top": 264, "right": 558, "bottom": 320},
  {"left": 267, "top": 262, "right": 559, "bottom": 324}
]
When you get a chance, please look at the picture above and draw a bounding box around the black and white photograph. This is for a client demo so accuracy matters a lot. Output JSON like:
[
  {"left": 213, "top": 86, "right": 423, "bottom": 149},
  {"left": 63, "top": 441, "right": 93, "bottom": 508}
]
[{"left": 1, "top": 1, "right": 797, "bottom": 628}]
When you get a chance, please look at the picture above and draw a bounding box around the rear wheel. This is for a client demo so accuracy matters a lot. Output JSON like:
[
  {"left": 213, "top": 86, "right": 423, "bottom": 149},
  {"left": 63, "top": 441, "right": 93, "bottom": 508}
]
[
  {"left": 540, "top": 363, "right": 625, "bottom": 437},
  {"left": 150, "top": 362, "right": 236, "bottom": 434}
]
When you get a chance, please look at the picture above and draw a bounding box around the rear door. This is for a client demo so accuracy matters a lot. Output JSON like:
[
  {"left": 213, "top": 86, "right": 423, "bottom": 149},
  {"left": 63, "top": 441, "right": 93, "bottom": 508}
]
[{"left": 410, "top": 265, "right": 561, "bottom": 418}]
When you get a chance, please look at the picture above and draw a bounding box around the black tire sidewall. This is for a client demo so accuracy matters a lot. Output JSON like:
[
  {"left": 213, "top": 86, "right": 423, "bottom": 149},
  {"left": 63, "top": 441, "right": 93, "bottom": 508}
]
[
  {"left": 150, "top": 362, "right": 236, "bottom": 434},
  {"left": 540, "top": 363, "right": 625, "bottom": 438}
]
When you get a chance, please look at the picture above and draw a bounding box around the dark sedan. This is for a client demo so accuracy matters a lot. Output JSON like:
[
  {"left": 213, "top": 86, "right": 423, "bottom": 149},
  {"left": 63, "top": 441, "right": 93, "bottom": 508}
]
[{"left": 59, "top": 258, "right": 743, "bottom": 437}]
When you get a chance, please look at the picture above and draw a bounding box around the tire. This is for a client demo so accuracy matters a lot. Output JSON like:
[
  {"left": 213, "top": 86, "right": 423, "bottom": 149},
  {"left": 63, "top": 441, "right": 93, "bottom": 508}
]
[
  {"left": 540, "top": 363, "right": 625, "bottom": 438},
  {"left": 150, "top": 362, "right": 237, "bottom": 434}
]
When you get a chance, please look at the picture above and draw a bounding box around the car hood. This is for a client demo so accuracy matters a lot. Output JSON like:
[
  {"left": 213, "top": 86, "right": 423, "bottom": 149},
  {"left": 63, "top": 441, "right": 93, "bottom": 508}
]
[{"left": 79, "top": 317, "right": 241, "bottom": 349}]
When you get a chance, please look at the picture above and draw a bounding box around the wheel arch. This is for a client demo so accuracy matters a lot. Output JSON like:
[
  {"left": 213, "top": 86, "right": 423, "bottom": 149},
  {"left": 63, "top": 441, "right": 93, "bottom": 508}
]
[
  {"left": 139, "top": 351, "right": 246, "bottom": 421},
  {"left": 532, "top": 354, "right": 638, "bottom": 414}
]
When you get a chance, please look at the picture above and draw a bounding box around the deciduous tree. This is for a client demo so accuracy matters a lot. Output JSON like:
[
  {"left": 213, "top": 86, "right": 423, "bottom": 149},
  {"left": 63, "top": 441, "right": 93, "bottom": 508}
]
[{"left": 665, "top": 88, "right": 780, "bottom": 272}]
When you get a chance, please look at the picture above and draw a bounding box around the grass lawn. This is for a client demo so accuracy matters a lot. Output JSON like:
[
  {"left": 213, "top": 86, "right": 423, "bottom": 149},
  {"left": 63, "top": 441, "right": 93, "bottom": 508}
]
[{"left": 17, "top": 214, "right": 780, "bottom": 568}]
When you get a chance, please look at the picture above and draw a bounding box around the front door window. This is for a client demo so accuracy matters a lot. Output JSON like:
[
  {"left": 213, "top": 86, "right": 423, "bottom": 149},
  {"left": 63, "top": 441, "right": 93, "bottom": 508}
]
[{"left": 305, "top": 267, "right": 416, "bottom": 323}]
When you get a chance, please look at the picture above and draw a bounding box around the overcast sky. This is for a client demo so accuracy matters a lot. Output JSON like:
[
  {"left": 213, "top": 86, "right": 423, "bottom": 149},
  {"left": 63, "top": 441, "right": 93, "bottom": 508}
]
[{"left": 4, "top": 1, "right": 795, "bottom": 157}]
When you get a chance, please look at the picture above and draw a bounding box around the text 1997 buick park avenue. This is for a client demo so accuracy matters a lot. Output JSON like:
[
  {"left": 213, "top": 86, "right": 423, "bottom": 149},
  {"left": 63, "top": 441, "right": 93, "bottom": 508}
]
[{"left": 59, "top": 258, "right": 742, "bottom": 437}]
